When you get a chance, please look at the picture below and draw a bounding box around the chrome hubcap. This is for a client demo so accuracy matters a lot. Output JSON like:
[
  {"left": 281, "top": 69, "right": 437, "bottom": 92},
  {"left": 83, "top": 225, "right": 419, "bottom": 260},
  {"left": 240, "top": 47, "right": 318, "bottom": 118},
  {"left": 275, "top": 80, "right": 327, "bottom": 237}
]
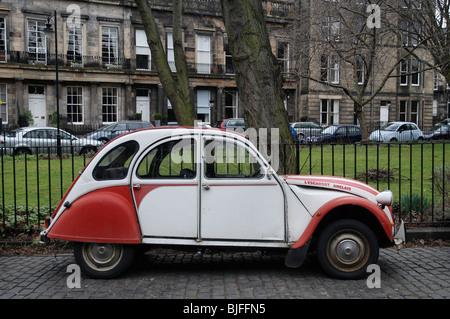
[{"left": 336, "top": 239, "right": 360, "bottom": 262}]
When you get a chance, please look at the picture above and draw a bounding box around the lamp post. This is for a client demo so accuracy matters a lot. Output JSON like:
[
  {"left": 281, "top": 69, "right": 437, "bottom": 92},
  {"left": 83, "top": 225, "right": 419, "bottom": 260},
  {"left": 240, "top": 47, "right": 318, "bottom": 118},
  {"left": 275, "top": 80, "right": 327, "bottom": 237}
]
[{"left": 44, "top": 10, "right": 61, "bottom": 157}]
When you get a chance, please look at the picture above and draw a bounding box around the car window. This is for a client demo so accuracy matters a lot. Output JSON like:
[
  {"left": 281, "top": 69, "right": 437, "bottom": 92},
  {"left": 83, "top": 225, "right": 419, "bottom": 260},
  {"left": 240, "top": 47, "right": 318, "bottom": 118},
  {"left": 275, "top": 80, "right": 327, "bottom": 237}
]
[
  {"left": 204, "top": 139, "right": 262, "bottom": 179},
  {"left": 128, "top": 123, "right": 141, "bottom": 130},
  {"left": 136, "top": 138, "right": 196, "bottom": 179},
  {"left": 93, "top": 141, "right": 139, "bottom": 180},
  {"left": 335, "top": 127, "right": 346, "bottom": 136},
  {"left": 114, "top": 123, "right": 127, "bottom": 131},
  {"left": 348, "top": 126, "right": 360, "bottom": 134},
  {"left": 24, "top": 130, "right": 43, "bottom": 138}
]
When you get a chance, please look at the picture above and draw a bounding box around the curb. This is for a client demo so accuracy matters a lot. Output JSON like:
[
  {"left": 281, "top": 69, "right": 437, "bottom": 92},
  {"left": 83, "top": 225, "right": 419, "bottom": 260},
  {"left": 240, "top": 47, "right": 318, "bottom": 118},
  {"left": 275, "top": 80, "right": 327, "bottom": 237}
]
[{"left": 406, "top": 227, "right": 450, "bottom": 241}]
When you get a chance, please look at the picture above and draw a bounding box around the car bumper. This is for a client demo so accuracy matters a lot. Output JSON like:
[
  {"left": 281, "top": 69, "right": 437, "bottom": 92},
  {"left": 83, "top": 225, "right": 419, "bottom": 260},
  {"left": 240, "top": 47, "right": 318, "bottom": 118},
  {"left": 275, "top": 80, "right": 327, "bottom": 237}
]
[{"left": 393, "top": 220, "right": 406, "bottom": 247}]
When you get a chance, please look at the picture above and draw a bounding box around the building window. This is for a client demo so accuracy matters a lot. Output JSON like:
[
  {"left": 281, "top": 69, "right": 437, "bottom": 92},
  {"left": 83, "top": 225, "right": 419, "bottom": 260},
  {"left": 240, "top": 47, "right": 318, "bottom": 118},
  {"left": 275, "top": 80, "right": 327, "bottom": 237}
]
[
  {"left": 225, "top": 43, "right": 234, "bottom": 74},
  {"left": 102, "top": 87, "right": 118, "bottom": 123},
  {"left": 356, "top": 56, "right": 365, "bottom": 85},
  {"left": 322, "top": 16, "right": 340, "bottom": 41},
  {"left": 330, "top": 56, "right": 339, "bottom": 84},
  {"left": 102, "top": 26, "right": 118, "bottom": 65},
  {"left": 136, "top": 29, "right": 151, "bottom": 70},
  {"left": 225, "top": 90, "right": 239, "bottom": 119},
  {"left": 0, "top": 84, "right": 7, "bottom": 123},
  {"left": 411, "top": 59, "right": 420, "bottom": 86},
  {"left": 67, "top": 86, "right": 83, "bottom": 124},
  {"left": 277, "top": 42, "right": 290, "bottom": 73},
  {"left": 400, "top": 60, "right": 408, "bottom": 86},
  {"left": 197, "top": 34, "right": 211, "bottom": 74},
  {"left": 320, "top": 55, "right": 339, "bottom": 84},
  {"left": 411, "top": 100, "right": 419, "bottom": 124},
  {"left": 66, "top": 23, "right": 83, "bottom": 64},
  {"left": 197, "top": 90, "right": 210, "bottom": 123},
  {"left": 320, "top": 99, "right": 339, "bottom": 126},
  {"left": 0, "top": 17, "right": 6, "bottom": 62},
  {"left": 321, "top": 55, "right": 329, "bottom": 82},
  {"left": 400, "top": 100, "right": 408, "bottom": 121},
  {"left": 167, "top": 32, "right": 175, "bottom": 72},
  {"left": 27, "top": 19, "right": 46, "bottom": 64}
]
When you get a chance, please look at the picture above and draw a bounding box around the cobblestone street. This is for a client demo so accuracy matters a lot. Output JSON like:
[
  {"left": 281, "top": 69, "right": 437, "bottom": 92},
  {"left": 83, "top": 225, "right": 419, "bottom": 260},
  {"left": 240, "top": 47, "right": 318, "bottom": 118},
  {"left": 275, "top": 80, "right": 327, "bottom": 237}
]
[{"left": 0, "top": 246, "right": 449, "bottom": 301}]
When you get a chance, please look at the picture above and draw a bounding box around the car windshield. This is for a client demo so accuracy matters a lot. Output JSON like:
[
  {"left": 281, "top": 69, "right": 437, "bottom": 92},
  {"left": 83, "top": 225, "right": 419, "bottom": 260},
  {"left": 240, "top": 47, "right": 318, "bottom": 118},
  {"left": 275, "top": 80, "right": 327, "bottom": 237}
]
[
  {"left": 380, "top": 123, "right": 401, "bottom": 131},
  {"left": 322, "top": 126, "right": 338, "bottom": 134},
  {"left": 434, "top": 125, "right": 449, "bottom": 132}
]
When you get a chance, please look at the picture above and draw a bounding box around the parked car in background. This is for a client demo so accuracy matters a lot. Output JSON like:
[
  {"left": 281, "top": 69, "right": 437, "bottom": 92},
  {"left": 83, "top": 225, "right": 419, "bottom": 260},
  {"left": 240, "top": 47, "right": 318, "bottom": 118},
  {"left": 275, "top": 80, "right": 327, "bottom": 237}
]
[
  {"left": 424, "top": 124, "right": 450, "bottom": 140},
  {"left": 290, "top": 122, "right": 323, "bottom": 142},
  {"left": 0, "top": 127, "right": 102, "bottom": 156},
  {"left": 85, "top": 121, "right": 153, "bottom": 144},
  {"left": 369, "top": 122, "right": 423, "bottom": 143},
  {"left": 214, "top": 118, "right": 246, "bottom": 132},
  {"left": 307, "top": 125, "right": 362, "bottom": 144},
  {"left": 438, "top": 118, "right": 450, "bottom": 125}
]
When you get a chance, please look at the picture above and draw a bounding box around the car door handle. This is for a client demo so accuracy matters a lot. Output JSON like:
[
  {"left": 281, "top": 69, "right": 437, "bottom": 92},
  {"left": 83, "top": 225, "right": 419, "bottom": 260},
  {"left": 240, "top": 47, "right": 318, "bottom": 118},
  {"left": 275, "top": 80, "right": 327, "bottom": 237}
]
[
  {"left": 202, "top": 184, "right": 210, "bottom": 190},
  {"left": 132, "top": 184, "right": 141, "bottom": 190}
]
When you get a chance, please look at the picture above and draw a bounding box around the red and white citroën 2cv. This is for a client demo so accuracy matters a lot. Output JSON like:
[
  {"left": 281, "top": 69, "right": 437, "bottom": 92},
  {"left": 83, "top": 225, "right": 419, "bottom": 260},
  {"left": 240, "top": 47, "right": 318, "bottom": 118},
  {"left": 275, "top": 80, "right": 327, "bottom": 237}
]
[{"left": 40, "top": 127, "right": 404, "bottom": 279}]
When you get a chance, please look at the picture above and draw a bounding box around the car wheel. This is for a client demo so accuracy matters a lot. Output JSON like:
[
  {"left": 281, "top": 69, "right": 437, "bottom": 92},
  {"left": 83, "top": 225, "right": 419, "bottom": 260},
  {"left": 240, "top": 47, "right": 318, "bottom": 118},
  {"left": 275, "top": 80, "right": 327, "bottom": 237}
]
[
  {"left": 389, "top": 138, "right": 398, "bottom": 142},
  {"left": 74, "top": 242, "right": 135, "bottom": 279},
  {"left": 316, "top": 219, "right": 379, "bottom": 279},
  {"left": 80, "top": 146, "right": 97, "bottom": 156},
  {"left": 14, "top": 148, "right": 31, "bottom": 156}
]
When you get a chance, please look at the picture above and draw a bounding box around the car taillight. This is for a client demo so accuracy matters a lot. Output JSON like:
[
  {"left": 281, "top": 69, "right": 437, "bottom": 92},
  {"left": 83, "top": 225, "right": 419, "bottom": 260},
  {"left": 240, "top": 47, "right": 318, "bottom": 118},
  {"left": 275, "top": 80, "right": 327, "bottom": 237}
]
[{"left": 45, "top": 217, "right": 52, "bottom": 229}]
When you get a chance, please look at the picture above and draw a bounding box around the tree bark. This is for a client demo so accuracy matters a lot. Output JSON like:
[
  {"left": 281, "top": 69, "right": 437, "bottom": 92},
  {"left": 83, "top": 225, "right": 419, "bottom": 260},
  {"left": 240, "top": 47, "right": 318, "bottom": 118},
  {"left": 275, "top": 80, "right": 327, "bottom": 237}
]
[
  {"left": 221, "top": 0, "right": 295, "bottom": 173},
  {"left": 135, "top": 0, "right": 195, "bottom": 126}
]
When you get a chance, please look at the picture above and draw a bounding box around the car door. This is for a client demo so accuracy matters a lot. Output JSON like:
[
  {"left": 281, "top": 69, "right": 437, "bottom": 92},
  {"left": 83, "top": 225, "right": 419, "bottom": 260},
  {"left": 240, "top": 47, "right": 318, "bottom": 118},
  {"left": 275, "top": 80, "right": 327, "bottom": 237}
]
[
  {"left": 200, "top": 136, "right": 285, "bottom": 241},
  {"left": 131, "top": 136, "right": 199, "bottom": 239}
]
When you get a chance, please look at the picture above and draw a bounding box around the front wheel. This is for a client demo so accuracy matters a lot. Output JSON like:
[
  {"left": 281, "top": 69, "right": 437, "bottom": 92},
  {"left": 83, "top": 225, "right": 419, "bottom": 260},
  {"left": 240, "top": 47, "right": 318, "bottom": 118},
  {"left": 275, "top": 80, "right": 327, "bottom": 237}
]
[
  {"left": 74, "top": 242, "right": 135, "bottom": 279},
  {"left": 316, "top": 219, "right": 379, "bottom": 279}
]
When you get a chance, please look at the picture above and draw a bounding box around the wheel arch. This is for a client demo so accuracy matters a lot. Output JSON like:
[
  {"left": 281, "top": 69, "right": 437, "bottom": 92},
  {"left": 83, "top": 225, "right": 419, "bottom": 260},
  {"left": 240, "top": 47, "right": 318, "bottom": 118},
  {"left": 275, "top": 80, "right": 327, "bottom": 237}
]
[
  {"left": 47, "top": 186, "right": 142, "bottom": 244},
  {"left": 310, "top": 204, "right": 393, "bottom": 250},
  {"left": 292, "top": 196, "right": 393, "bottom": 250}
]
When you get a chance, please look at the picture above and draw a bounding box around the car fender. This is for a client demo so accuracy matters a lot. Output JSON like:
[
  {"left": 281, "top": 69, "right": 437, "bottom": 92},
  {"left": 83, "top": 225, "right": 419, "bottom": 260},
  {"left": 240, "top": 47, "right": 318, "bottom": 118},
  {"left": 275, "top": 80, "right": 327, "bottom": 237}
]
[
  {"left": 47, "top": 186, "right": 141, "bottom": 244},
  {"left": 291, "top": 196, "right": 393, "bottom": 249}
]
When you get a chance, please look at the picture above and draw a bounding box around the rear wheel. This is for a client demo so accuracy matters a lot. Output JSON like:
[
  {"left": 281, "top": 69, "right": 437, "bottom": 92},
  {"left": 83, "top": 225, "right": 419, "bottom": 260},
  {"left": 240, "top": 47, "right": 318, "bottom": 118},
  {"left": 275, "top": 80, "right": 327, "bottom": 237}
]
[
  {"left": 74, "top": 242, "right": 134, "bottom": 279},
  {"left": 316, "top": 219, "right": 379, "bottom": 279}
]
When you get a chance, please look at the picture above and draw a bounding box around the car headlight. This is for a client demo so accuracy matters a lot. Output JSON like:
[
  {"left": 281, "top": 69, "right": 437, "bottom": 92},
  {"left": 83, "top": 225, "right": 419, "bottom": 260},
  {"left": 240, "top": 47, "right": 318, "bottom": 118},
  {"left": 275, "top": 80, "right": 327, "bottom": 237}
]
[{"left": 376, "top": 190, "right": 394, "bottom": 207}]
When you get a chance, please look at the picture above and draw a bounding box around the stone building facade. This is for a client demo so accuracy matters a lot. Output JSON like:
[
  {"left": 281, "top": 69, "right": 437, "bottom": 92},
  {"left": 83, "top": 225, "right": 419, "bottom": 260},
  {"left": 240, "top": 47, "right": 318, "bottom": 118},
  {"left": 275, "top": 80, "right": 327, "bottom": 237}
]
[{"left": 0, "top": 0, "right": 446, "bottom": 131}]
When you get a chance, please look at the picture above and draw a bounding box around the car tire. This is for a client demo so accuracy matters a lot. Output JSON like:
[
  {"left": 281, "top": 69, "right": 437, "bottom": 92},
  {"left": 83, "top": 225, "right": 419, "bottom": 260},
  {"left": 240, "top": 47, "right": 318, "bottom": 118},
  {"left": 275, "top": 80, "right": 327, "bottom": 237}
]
[
  {"left": 74, "top": 242, "right": 135, "bottom": 279},
  {"left": 14, "top": 148, "right": 31, "bottom": 156},
  {"left": 80, "top": 146, "right": 97, "bottom": 156},
  {"left": 316, "top": 219, "right": 379, "bottom": 279}
]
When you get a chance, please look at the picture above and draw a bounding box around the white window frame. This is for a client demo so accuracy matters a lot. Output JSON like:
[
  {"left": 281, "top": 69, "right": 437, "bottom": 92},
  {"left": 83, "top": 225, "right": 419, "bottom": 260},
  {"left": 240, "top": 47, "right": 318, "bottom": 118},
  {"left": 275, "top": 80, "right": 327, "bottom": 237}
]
[
  {"left": 400, "top": 60, "right": 408, "bottom": 86},
  {"left": 27, "top": 19, "right": 47, "bottom": 64},
  {"left": 0, "top": 17, "right": 6, "bottom": 62},
  {"left": 411, "top": 59, "right": 420, "bottom": 86},
  {"left": 400, "top": 100, "right": 408, "bottom": 122},
  {"left": 320, "top": 99, "right": 339, "bottom": 126},
  {"left": 410, "top": 100, "right": 419, "bottom": 124},
  {"left": 197, "top": 90, "right": 211, "bottom": 123},
  {"left": 136, "top": 29, "right": 151, "bottom": 70},
  {"left": 66, "top": 22, "right": 84, "bottom": 65},
  {"left": 330, "top": 56, "right": 340, "bottom": 84},
  {"left": 67, "top": 86, "right": 84, "bottom": 124},
  {"left": 166, "top": 32, "right": 175, "bottom": 72},
  {"left": 0, "top": 84, "right": 7, "bottom": 124},
  {"left": 102, "top": 87, "right": 118, "bottom": 124},
  {"left": 101, "top": 26, "right": 118, "bottom": 66},
  {"left": 197, "top": 34, "right": 211, "bottom": 74}
]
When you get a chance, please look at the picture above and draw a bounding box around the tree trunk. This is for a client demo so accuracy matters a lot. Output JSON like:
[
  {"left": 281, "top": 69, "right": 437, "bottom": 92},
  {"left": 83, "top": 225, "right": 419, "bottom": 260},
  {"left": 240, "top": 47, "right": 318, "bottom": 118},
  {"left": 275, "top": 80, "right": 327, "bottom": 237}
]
[
  {"left": 221, "top": 0, "right": 295, "bottom": 173},
  {"left": 135, "top": 0, "right": 195, "bottom": 126}
]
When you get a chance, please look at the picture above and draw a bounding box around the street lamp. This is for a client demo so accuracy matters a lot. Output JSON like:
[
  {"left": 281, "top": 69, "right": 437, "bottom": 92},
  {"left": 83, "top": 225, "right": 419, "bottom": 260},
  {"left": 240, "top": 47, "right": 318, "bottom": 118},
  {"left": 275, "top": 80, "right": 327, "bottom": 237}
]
[{"left": 44, "top": 10, "right": 61, "bottom": 157}]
